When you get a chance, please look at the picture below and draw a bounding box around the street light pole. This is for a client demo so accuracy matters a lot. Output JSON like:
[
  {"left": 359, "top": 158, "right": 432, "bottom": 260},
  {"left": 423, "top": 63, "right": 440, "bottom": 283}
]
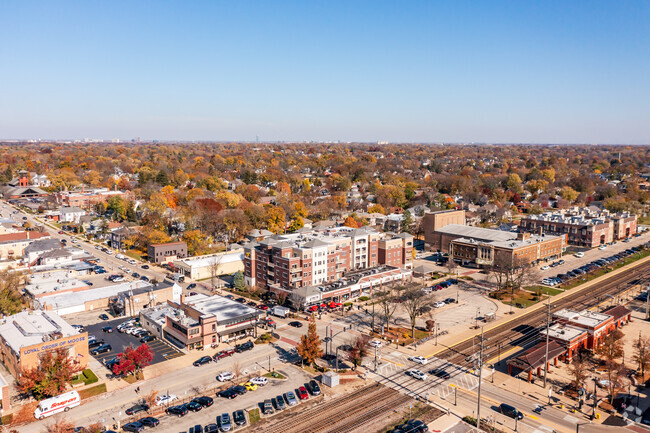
[
  {"left": 543, "top": 297, "right": 551, "bottom": 388},
  {"left": 476, "top": 326, "right": 485, "bottom": 432}
]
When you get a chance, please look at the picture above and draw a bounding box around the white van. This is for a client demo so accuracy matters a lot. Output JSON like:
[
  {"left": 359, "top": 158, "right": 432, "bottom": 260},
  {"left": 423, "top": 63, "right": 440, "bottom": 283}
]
[
  {"left": 33, "top": 390, "right": 81, "bottom": 419},
  {"left": 115, "top": 253, "right": 125, "bottom": 260},
  {"left": 574, "top": 252, "right": 585, "bottom": 258}
]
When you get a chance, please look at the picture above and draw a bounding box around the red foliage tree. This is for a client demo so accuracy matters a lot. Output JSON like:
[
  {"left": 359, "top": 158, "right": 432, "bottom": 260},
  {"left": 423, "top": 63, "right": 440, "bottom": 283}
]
[
  {"left": 112, "top": 344, "right": 153, "bottom": 378},
  {"left": 18, "top": 348, "right": 82, "bottom": 399}
]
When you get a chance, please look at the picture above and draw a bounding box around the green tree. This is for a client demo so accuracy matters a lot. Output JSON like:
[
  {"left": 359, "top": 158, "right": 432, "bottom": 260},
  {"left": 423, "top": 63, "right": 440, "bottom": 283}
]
[
  {"left": 0, "top": 269, "right": 26, "bottom": 315},
  {"left": 106, "top": 195, "right": 127, "bottom": 220},
  {"left": 233, "top": 270, "right": 246, "bottom": 291},
  {"left": 296, "top": 316, "right": 323, "bottom": 366},
  {"left": 402, "top": 210, "right": 413, "bottom": 233}
]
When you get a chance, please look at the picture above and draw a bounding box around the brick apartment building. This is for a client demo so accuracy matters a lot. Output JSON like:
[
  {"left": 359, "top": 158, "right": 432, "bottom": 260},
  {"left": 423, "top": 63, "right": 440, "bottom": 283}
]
[
  {"left": 243, "top": 226, "right": 413, "bottom": 292},
  {"left": 54, "top": 188, "right": 130, "bottom": 209},
  {"left": 520, "top": 208, "right": 637, "bottom": 248},
  {"left": 147, "top": 241, "right": 188, "bottom": 264},
  {"left": 423, "top": 209, "right": 466, "bottom": 248}
]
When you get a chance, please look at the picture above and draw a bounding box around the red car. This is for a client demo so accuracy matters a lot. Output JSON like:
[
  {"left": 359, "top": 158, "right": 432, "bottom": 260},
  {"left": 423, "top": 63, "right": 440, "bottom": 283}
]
[
  {"left": 297, "top": 386, "right": 309, "bottom": 400},
  {"left": 307, "top": 305, "right": 318, "bottom": 312},
  {"left": 213, "top": 349, "right": 235, "bottom": 361},
  {"left": 257, "top": 305, "right": 269, "bottom": 310}
]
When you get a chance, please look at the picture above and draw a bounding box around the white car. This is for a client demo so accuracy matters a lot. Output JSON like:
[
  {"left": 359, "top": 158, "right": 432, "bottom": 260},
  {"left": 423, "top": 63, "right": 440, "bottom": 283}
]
[
  {"left": 598, "top": 245, "right": 607, "bottom": 250},
  {"left": 540, "top": 265, "right": 550, "bottom": 270},
  {"left": 217, "top": 372, "right": 235, "bottom": 382},
  {"left": 155, "top": 394, "right": 178, "bottom": 406},
  {"left": 368, "top": 340, "right": 383, "bottom": 348},
  {"left": 250, "top": 376, "right": 268, "bottom": 386},
  {"left": 408, "top": 356, "right": 428, "bottom": 365},
  {"left": 433, "top": 301, "right": 446, "bottom": 308},
  {"left": 406, "top": 369, "right": 428, "bottom": 381}
]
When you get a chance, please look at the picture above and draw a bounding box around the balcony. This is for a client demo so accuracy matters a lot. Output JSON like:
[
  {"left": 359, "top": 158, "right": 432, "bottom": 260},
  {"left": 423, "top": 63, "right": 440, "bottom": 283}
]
[{"left": 267, "top": 269, "right": 274, "bottom": 276}]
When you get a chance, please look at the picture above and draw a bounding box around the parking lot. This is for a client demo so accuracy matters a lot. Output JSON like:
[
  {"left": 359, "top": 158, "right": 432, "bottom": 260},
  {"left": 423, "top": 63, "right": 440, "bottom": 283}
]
[
  {"left": 149, "top": 365, "right": 316, "bottom": 432},
  {"left": 78, "top": 318, "right": 184, "bottom": 369}
]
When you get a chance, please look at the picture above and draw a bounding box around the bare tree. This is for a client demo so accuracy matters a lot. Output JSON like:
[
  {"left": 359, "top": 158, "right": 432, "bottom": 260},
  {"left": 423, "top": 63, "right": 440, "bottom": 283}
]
[
  {"left": 376, "top": 288, "right": 399, "bottom": 331},
  {"left": 402, "top": 287, "right": 430, "bottom": 338},
  {"left": 143, "top": 389, "right": 159, "bottom": 410},
  {"left": 633, "top": 334, "right": 650, "bottom": 380},
  {"left": 346, "top": 335, "right": 370, "bottom": 371},
  {"left": 445, "top": 257, "right": 457, "bottom": 277},
  {"left": 45, "top": 416, "right": 75, "bottom": 433},
  {"left": 488, "top": 255, "right": 538, "bottom": 296},
  {"left": 233, "top": 360, "right": 242, "bottom": 382},
  {"left": 568, "top": 356, "right": 589, "bottom": 390},
  {"left": 209, "top": 255, "right": 223, "bottom": 293},
  {"left": 595, "top": 330, "right": 625, "bottom": 404}
]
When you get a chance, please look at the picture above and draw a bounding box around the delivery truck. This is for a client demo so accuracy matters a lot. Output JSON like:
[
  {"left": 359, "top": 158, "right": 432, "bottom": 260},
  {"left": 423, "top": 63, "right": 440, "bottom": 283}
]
[
  {"left": 271, "top": 306, "right": 289, "bottom": 318},
  {"left": 33, "top": 390, "right": 81, "bottom": 419}
]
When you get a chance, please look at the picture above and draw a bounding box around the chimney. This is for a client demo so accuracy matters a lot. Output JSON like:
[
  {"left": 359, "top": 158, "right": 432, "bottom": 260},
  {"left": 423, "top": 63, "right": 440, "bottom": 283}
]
[{"left": 180, "top": 294, "right": 185, "bottom": 305}]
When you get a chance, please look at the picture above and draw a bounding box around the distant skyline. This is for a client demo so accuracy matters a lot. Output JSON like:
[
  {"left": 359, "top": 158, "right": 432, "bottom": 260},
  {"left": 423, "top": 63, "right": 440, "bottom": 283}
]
[{"left": 1, "top": 1, "right": 649, "bottom": 144}]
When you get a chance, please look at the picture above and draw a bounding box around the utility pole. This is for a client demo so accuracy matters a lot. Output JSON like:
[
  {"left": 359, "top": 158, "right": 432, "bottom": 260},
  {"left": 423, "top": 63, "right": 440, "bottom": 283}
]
[
  {"left": 543, "top": 296, "right": 551, "bottom": 388},
  {"left": 645, "top": 285, "right": 650, "bottom": 320},
  {"left": 476, "top": 326, "right": 485, "bottom": 432}
]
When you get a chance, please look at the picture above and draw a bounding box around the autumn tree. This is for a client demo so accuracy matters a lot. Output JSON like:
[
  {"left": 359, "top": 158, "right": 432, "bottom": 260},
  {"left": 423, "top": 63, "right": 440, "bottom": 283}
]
[
  {"left": 18, "top": 348, "right": 82, "bottom": 399},
  {"left": 343, "top": 216, "right": 358, "bottom": 228},
  {"left": 595, "top": 330, "right": 625, "bottom": 403},
  {"left": 296, "top": 316, "right": 323, "bottom": 366},
  {"left": 143, "top": 389, "right": 159, "bottom": 409},
  {"left": 112, "top": 344, "right": 153, "bottom": 379},
  {"left": 376, "top": 288, "right": 399, "bottom": 331},
  {"left": 346, "top": 335, "right": 370, "bottom": 371},
  {"left": 568, "top": 355, "right": 589, "bottom": 390},
  {"left": 0, "top": 269, "right": 26, "bottom": 315}
]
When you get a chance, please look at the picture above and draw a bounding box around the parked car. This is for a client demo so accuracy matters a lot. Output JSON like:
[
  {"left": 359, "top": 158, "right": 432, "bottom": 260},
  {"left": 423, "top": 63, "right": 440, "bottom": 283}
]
[
  {"left": 99, "top": 314, "right": 110, "bottom": 321},
  {"left": 193, "top": 356, "right": 212, "bottom": 367},
  {"left": 125, "top": 403, "right": 149, "bottom": 416},
  {"left": 217, "top": 388, "right": 238, "bottom": 399},
  {"left": 187, "top": 283, "right": 197, "bottom": 290},
  {"left": 213, "top": 349, "right": 235, "bottom": 361},
  {"left": 241, "top": 382, "right": 258, "bottom": 391},
  {"left": 369, "top": 340, "right": 382, "bottom": 348},
  {"left": 433, "top": 301, "right": 446, "bottom": 308},
  {"left": 262, "top": 399, "right": 274, "bottom": 414},
  {"left": 233, "top": 409, "right": 247, "bottom": 426},
  {"left": 217, "top": 372, "right": 235, "bottom": 382},
  {"left": 307, "top": 380, "right": 321, "bottom": 396},
  {"left": 141, "top": 264, "right": 149, "bottom": 269},
  {"left": 137, "top": 417, "right": 159, "bottom": 427},
  {"left": 140, "top": 335, "right": 155, "bottom": 343},
  {"left": 273, "top": 395, "right": 286, "bottom": 411},
  {"left": 122, "top": 422, "right": 144, "bottom": 433},
  {"left": 235, "top": 341, "right": 254, "bottom": 352},
  {"left": 250, "top": 376, "right": 268, "bottom": 386},
  {"left": 284, "top": 391, "right": 298, "bottom": 406},
  {"left": 204, "top": 424, "right": 219, "bottom": 433},
  {"left": 192, "top": 396, "right": 214, "bottom": 408},
  {"left": 102, "top": 326, "right": 113, "bottom": 333},
  {"left": 288, "top": 321, "right": 303, "bottom": 328},
  {"left": 232, "top": 385, "right": 248, "bottom": 396},
  {"left": 155, "top": 394, "right": 178, "bottom": 406},
  {"left": 297, "top": 386, "right": 309, "bottom": 400},
  {"left": 165, "top": 405, "right": 188, "bottom": 417},
  {"left": 186, "top": 401, "right": 203, "bottom": 412},
  {"left": 217, "top": 413, "right": 232, "bottom": 431},
  {"left": 90, "top": 344, "right": 112, "bottom": 355},
  {"left": 444, "top": 297, "right": 456, "bottom": 304},
  {"left": 88, "top": 339, "right": 105, "bottom": 349}
]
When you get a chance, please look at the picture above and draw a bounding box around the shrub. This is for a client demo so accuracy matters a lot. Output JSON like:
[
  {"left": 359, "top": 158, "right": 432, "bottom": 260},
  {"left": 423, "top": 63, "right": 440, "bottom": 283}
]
[
  {"left": 82, "top": 369, "right": 98, "bottom": 385},
  {"left": 343, "top": 302, "right": 353, "bottom": 307},
  {"left": 462, "top": 416, "right": 477, "bottom": 426},
  {"left": 359, "top": 296, "right": 370, "bottom": 302}
]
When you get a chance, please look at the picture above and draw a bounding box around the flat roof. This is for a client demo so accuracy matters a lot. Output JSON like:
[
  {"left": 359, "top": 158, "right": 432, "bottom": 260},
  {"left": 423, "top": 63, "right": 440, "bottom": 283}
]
[
  {"left": 39, "top": 280, "right": 152, "bottom": 310},
  {"left": 436, "top": 224, "right": 516, "bottom": 242},
  {"left": 175, "top": 251, "right": 243, "bottom": 269},
  {"left": 0, "top": 310, "right": 79, "bottom": 354},
  {"left": 540, "top": 324, "right": 588, "bottom": 342},
  {"left": 554, "top": 309, "right": 612, "bottom": 328},
  {"left": 184, "top": 294, "right": 260, "bottom": 324}
]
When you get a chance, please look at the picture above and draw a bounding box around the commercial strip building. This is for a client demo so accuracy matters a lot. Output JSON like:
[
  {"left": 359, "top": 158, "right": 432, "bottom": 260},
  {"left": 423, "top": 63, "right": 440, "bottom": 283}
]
[
  {"left": 141, "top": 294, "right": 262, "bottom": 350},
  {"left": 429, "top": 224, "right": 565, "bottom": 267},
  {"left": 275, "top": 265, "right": 413, "bottom": 310},
  {"left": 520, "top": 208, "right": 637, "bottom": 248},
  {"left": 34, "top": 280, "right": 181, "bottom": 316},
  {"left": 173, "top": 249, "right": 244, "bottom": 280},
  {"left": 0, "top": 310, "right": 88, "bottom": 378},
  {"left": 243, "top": 226, "right": 413, "bottom": 292},
  {"left": 147, "top": 241, "right": 188, "bottom": 264}
]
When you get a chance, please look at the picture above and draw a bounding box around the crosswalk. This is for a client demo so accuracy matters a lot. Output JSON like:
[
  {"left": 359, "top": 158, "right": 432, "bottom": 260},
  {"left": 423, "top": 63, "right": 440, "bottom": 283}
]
[{"left": 372, "top": 354, "right": 480, "bottom": 401}]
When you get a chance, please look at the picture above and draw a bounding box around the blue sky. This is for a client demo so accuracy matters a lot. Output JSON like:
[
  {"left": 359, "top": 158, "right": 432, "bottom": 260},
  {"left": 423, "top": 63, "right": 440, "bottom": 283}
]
[{"left": 1, "top": 1, "right": 649, "bottom": 143}]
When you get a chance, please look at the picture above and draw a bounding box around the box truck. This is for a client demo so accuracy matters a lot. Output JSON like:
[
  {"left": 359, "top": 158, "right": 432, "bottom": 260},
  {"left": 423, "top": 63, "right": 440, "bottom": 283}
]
[
  {"left": 271, "top": 306, "right": 289, "bottom": 318},
  {"left": 33, "top": 390, "right": 81, "bottom": 419}
]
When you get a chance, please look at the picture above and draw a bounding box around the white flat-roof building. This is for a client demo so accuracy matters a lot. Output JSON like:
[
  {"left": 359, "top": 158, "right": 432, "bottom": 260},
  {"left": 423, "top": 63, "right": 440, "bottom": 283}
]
[{"left": 173, "top": 249, "right": 244, "bottom": 280}]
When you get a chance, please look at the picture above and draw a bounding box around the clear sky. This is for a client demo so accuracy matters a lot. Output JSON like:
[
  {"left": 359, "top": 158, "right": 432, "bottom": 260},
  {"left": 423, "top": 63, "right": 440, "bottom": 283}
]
[{"left": 1, "top": 1, "right": 649, "bottom": 143}]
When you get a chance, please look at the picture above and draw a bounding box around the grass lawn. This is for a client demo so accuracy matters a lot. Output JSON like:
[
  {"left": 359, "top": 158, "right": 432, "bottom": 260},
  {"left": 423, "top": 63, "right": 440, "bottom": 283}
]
[
  {"left": 527, "top": 286, "right": 563, "bottom": 296},
  {"left": 263, "top": 371, "right": 286, "bottom": 379},
  {"left": 79, "top": 383, "right": 107, "bottom": 399},
  {"left": 248, "top": 408, "right": 261, "bottom": 424},
  {"left": 371, "top": 326, "right": 430, "bottom": 345},
  {"left": 561, "top": 249, "right": 650, "bottom": 290},
  {"left": 125, "top": 250, "right": 145, "bottom": 261}
]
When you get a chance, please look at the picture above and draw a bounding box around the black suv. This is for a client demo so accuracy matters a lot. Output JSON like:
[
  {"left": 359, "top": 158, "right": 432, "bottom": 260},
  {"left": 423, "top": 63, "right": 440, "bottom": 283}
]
[
  {"left": 233, "top": 409, "right": 247, "bottom": 425},
  {"left": 235, "top": 341, "right": 254, "bottom": 353},
  {"left": 499, "top": 403, "right": 523, "bottom": 420},
  {"left": 217, "top": 388, "right": 238, "bottom": 399},
  {"left": 165, "top": 405, "right": 188, "bottom": 417},
  {"left": 307, "top": 380, "right": 321, "bottom": 396},
  {"left": 192, "top": 396, "right": 213, "bottom": 407}
]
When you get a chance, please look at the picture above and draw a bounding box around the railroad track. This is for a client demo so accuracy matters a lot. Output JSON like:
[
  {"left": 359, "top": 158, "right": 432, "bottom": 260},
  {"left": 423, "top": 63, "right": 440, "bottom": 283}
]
[
  {"left": 251, "top": 384, "right": 417, "bottom": 433},
  {"left": 438, "top": 258, "right": 650, "bottom": 367}
]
